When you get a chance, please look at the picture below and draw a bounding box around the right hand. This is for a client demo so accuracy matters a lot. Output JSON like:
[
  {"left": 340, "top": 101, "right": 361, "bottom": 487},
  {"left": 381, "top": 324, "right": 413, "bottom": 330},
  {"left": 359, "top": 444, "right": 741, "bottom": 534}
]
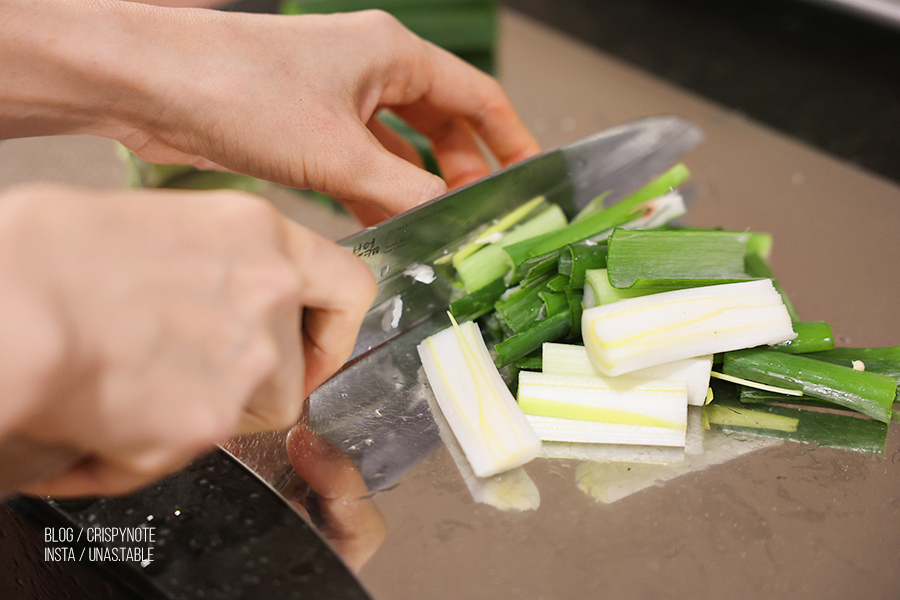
[{"left": 0, "top": 183, "right": 375, "bottom": 498}]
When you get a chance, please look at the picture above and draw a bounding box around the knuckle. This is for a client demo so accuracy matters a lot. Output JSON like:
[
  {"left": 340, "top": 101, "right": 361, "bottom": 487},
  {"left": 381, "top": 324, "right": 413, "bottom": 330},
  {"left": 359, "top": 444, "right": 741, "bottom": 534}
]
[
  {"left": 353, "top": 9, "right": 403, "bottom": 33},
  {"left": 260, "top": 261, "right": 303, "bottom": 309},
  {"left": 240, "top": 337, "right": 282, "bottom": 391},
  {"left": 214, "top": 190, "right": 282, "bottom": 234}
]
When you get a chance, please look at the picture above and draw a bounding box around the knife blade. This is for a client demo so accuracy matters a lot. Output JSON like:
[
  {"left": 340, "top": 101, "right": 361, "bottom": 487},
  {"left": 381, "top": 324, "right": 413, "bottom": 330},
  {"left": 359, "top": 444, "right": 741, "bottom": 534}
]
[{"left": 223, "top": 115, "right": 703, "bottom": 493}]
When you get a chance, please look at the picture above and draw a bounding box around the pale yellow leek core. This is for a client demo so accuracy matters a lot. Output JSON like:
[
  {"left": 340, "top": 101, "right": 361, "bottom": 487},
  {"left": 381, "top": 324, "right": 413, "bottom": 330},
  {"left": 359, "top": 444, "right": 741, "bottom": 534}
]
[
  {"left": 417, "top": 317, "right": 541, "bottom": 478},
  {"left": 582, "top": 279, "right": 796, "bottom": 376}
]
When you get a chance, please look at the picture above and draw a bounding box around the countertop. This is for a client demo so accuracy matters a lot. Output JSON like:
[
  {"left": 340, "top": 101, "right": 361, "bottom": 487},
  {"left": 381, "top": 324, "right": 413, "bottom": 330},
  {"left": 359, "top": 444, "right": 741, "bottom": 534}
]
[{"left": 349, "top": 10, "right": 900, "bottom": 600}]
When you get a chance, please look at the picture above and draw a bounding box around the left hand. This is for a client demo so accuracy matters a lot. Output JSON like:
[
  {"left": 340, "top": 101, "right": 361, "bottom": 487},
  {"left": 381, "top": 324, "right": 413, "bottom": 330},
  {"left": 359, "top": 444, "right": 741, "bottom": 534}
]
[{"left": 111, "top": 8, "right": 541, "bottom": 221}]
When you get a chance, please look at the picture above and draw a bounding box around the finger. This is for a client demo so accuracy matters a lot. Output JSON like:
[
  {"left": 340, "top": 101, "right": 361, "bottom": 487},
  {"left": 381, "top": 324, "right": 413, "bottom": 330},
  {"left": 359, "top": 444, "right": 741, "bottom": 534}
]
[
  {"left": 236, "top": 300, "right": 304, "bottom": 434},
  {"left": 367, "top": 115, "right": 424, "bottom": 169},
  {"left": 282, "top": 223, "right": 376, "bottom": 397},
  {"left": 390, "top": 106, "right": 493, "bottom": 191},
  {"left": 336, "top": 198, "right": 391, "bottom": 228},
  {"left": 318, "top": 120, "right": 448, "bottom": 216},
  {"left": 23, "top": 448, "right": 205, "bottom": 498},
  {"left": 405, "top": 43, "right": 541, "bottom": 168},
  {"left": 0, "top": 434, "right": 83, "bottom": 498},
  {"left": 342, "top": 117, "right": 424, "bottom": 225}
]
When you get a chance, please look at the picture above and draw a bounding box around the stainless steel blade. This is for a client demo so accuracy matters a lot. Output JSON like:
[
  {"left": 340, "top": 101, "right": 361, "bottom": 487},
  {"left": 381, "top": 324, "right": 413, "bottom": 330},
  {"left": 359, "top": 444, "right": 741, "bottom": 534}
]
[{"left": 223, "top": 115, "right": 703, "bottom": 493}]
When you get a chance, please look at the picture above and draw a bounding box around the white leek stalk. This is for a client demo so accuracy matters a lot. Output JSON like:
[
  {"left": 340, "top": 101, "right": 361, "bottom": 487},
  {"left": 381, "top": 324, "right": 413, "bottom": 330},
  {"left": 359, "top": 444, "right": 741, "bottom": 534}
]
[
  {"left": 517, "top": 371, "right": 688, "bottom": 447},
  {"left": 582, "top": 278, "right": 796, "bottom": 376},
  {"left": 417, "top": 318, "right": 541, "bottom": 478},
  {"left": 541, "top": 342, "right": 713, "bottom": 406}
]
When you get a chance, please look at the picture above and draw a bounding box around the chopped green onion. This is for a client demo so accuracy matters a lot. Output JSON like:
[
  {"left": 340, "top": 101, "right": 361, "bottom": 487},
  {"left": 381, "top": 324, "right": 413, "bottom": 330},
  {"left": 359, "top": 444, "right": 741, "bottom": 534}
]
[
  {"left": 494, "top": 274, "right": 554, "bottom": 335},
  {"left": 494, "top": 311, "right": 571, "bottom": 368},
  {"left": 583, "top": 268, "right": 709, "bottom": 307},
  {"left": 582, "top": 279, "right": 796, "bottom": 376},
  {"left": 558, "top": 241, "right": 608, "bottom": 291},
  {"left": 449, "top": 277, "right": 507, "bottom": 322},
  {"left": 450, "top": 195, "right": 548, "bottom": 268},
  {"left": 524, "top": 414, "right": 687, "bottom": 447},
  {"left": 456, "top": 204, "right": 567, "bottom": 292},
  {"left": 606, "top": 228, "right": 756, "bottom": 289},
  {"left": 517, "top": 371, "right": 688, "bottom": 429},
  {"left": 502, "top": 165, "right": 691, "bottom": 282},
  {"left": 710, "top": 371, "right": 804, "bottom": 396},
  {"left": 800, "top": 346, "right": 900, "bottom": 386},
  {"left": 722, "top": 349, "right": 897, "bottom": 424},
  {"left": 417, "top": 317, "right": 541, "bottom": 478},
  {"left": 573, "top": 162, "right": 691, "bottom": 222},
  {"left": 770, "top": 321, "right": 834, "bottom": 354}
]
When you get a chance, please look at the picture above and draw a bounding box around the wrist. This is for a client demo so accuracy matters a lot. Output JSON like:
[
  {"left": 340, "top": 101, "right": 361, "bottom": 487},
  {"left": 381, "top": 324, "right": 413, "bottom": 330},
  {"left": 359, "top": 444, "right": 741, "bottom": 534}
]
[{"left": 0, "top": 0, "right": 214, "bottom": 145}]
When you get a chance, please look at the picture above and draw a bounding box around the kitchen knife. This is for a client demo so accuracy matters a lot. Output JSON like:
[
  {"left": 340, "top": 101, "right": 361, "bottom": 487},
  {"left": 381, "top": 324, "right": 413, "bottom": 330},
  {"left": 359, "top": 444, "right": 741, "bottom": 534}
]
[{"left": 223, "top": 115, "right": 703, "bottom": 493}]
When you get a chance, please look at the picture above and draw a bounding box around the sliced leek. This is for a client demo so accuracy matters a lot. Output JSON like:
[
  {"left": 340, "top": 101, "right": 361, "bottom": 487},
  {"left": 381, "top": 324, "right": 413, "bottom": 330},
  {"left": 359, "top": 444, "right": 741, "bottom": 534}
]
[
  {"left": 582, "top": 279, "right": 796, "bottom": 376},
  {"left": 540, "top": 342, "right": 713, "bottom": 406},
  {"left": 517, "top": 371, "right": 688, "bottom": 447},
  {"left": 525, "top": 414, "right": 687, "bottom": 447},
  {"left": 417, "top": 317, "right": 541, "bottom": 478}
]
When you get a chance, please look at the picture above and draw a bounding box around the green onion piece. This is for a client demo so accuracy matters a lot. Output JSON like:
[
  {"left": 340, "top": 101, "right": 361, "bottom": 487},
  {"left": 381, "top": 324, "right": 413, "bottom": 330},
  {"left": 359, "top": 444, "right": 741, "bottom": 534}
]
[
  {"left": 416, "top": 317, "right": 541, "bottom": 478},
  {"left": 450, "top": 195, "right": 547, "bottom": 268},
  {"left": 583, "top": 268, "right": 705, "bottom": 307},
  {"left": 743, "top": 231, "right": 774, "bottom": 263},
  {"left": 456, "top": 204, "right": 567, "bottom": 292},
  {"left": 800, "top": 346, "right": 900, "bottom": 383},
  {"left": 573, "top": 162, "right": 691, "bottom": 222},
  {"left": 739, "top": 386, "right": 842, "bottom": 411},
  {"left": 710, "top": 371, "right": 803, "bottom": 396},
  {"left": 449, "top": 278, "right": 507, "bottom": 322},
  {"left": 494, "top": 311, "right": 571, "bottom": 368},
  {"left": 502, "top": 164, "right": 691, "bottom": 280},
  {"left": 558, "top": 241, "right": 608, "bottom": 290},
  {"left": 722, "top": 349, "right": 897, "bottom": 424},
  {"left": 525, "top": 413, "right": 688, "bottom": 447},
  {"left": 704, "top": 398, "right": 889, "bottom": 454},
  {"left": 582, "top": 279, "right": 796, "bottom": 376},
  {"left": 539, "top": 290, "right": 569, "bottom": 317},
  {"left": 514, "top": 355, "right": 543, "bottom": 371},
  {"left": 494, "top": 274, "right": 553, "bottom": 335},
  {"left": 606, "top": 229, "right": 756, "bottom": 289},
  {"left": 770, "top": 321, "right": 834, "bottom": 354},
  {"left": 509, "top": 249, "right": 560, "bottom": 285},
  {"left": 547, "top": 275, "right": 569, "bottom": 293},
  {"left": 565, "top": 289, "right": 584, "bottom": 338}
]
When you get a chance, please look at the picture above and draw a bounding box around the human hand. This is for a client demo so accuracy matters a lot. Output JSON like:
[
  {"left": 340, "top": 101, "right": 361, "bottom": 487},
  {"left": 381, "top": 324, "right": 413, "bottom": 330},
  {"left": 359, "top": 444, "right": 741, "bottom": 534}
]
[
  {"left": 95, "top": 4, "right": 540, "bottom": 222},
  {"left": 0, "top": 183, "right": 375, "bottom": 497},
  {"left": 4, "top": 3, "right": 539, "bottom": 223}
]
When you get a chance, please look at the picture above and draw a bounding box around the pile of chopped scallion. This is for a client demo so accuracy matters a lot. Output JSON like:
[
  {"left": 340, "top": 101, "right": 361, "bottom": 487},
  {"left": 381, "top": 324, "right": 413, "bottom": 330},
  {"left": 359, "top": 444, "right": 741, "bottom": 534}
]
[{"left": 418, "top": 164, "right": 899, "bottom": 480}]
